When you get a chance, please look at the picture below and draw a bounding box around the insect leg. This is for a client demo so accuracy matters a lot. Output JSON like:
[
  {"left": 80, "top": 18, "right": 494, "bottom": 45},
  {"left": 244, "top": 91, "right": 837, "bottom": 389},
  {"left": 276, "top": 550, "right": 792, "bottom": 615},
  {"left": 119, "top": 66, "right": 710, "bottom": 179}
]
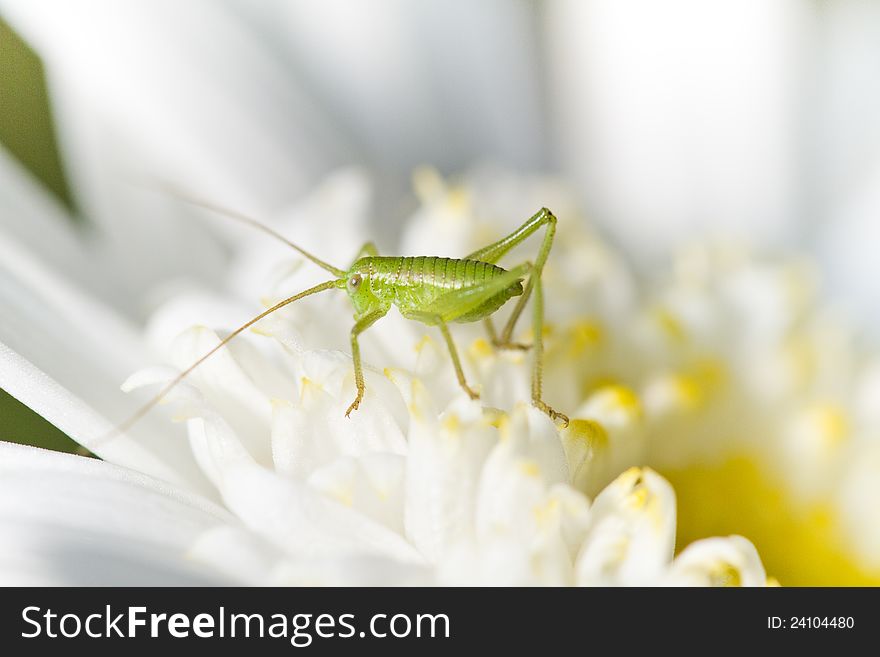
[
  {"left": 469, "top": 208, "right": 567, "bottom": 425},
  {"left": 483, "top": 317, "right": 499, "bottom": 344},
  {"left": 499, "top": 211, "right": 557, "bottom": 346},
  {"left": 468, "top": 209, "right": 557, "bottom": 349},
  {"left": 526, "top": 214, "right": 568, "bottom": 426},
  {"left": 483, "top": 316, "right": 529, "bottom": 351},
  {"left": 345, "top": 308, "right": 388, "bottom": 417},
  {"left": 465, "top": 207, "right": 555, "bottom": 265},
  {"left": 408, "top": 311, "right": 480, "bottom": 400},
  {"left": 351, "top": 241, "right": 379, "bottom": 264},
  {"left": 438, "top": 321, "right": 480, "bottom": 400},
  {"left": 531, "top": 262, "right": 569, "bottom": 427},
  {"left": 496, "top": 278, "right": 534, "bottom": 348}
]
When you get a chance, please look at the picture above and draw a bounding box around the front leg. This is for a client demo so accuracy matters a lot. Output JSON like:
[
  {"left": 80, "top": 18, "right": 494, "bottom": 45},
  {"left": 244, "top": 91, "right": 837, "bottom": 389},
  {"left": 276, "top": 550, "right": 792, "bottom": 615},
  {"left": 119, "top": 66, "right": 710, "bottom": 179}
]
[{"left": 345, "top": 308, "right": 388, "bottom": 417}]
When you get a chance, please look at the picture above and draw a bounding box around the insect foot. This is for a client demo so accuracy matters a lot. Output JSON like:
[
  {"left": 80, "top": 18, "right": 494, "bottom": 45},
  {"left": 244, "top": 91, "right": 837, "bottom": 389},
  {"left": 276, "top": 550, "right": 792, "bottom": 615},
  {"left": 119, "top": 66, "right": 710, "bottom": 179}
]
[
  {"left": 345, "top": 395, "right": 362, "bottom": 418},
  {"left": 535, "top": 400, "right": 570, "bottom": 428}
]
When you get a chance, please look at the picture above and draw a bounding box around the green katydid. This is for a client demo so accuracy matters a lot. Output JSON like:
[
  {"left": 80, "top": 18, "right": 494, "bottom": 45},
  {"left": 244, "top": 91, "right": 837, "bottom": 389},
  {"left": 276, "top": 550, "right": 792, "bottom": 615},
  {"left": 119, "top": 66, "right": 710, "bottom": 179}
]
[{"left": 116, "top": 193, "right": 569, "bottom": 436}]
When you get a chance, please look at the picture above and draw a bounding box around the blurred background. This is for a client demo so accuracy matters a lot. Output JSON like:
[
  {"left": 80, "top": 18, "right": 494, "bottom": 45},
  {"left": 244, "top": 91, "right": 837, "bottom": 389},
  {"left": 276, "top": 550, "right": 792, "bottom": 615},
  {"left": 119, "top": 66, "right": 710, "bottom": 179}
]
[{"left": 2, "top": 0, "right": 880, "bottom": 584}]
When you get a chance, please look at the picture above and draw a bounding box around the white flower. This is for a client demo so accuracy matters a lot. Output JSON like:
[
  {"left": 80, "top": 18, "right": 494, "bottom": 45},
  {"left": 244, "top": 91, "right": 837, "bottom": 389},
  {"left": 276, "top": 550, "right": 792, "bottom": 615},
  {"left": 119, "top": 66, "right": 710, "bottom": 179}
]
[
  {"left": 3, "top": 2, "right": 880, "bottom": 586},
  {"left": 3, "top": 165, "right": 775, "bottom": 586}
]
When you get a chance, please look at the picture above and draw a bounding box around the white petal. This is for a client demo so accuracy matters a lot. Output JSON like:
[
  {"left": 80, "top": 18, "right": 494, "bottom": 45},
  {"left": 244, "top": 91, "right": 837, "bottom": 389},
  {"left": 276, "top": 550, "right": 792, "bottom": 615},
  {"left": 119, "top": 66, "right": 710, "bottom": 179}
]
[
  {"left": 0, "top": 520, "right": 232, "bottom": 586},
  {"left": 187, "top": 418, "right": 423, "bottom": 565},
  {"left": 0, "top": 148, "right": 122, "bottom": 306},
  {"left": 307, "top": 453, "right": 407, "bottom": 536},
  {"left": 273, "top": 555, "right": 432, "bottom": 587},
  {"left": 667, "top": 535, "right": 768, "bottom": 587},
  {"left": 466, "top": 339, "right": 532, "bottom": 413},
  {"left": 545, "top": 483, "right": 592, "bottom": 561},
  {"left": 438, "top": 484, "right": 586, "bottom": 586},
  {"left": 0, "top": 225, "right": 217, "bottom": 495},
  {"left": 271, "top": 351, "right": 408, "bottom": 479},
  {"left": 836, "top": 444, "right": 880, "bottom": 571},
  {"left": 566, "top": 385, "right": 646, "bottom": 497},
  {"left": 0, "top": 442, "right": 234, "bottom": 585},
  {"left": 404, "top": 382, "right": 497, "bottom": 561},
  {"left": 575, "top": 467, "right": 676, "bottom": 586},
  {"left": 0, "top": 341, "right": 215, "bottom": 498},
  {"left": 448, "top": 406, "right": 576, "bottom": 585},
  {"left": 438, "top": 534, "right": 568, "bottom": 587},
  {"left": 471, "top": 406, "right": 568, "bottom": 542},
  {"left": 187, "top": 525, "right": 290, "bottom": 586},
  {"left": 164, "top": 325, "right": 281, "bottom": 469}
]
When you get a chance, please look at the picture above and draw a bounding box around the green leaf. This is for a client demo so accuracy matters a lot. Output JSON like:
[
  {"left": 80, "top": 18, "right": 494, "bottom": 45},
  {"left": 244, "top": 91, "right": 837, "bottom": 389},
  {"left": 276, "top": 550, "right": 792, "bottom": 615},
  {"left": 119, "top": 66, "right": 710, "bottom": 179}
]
[{"left": 0, "top": 15, "right": 77, "bottom": 215}]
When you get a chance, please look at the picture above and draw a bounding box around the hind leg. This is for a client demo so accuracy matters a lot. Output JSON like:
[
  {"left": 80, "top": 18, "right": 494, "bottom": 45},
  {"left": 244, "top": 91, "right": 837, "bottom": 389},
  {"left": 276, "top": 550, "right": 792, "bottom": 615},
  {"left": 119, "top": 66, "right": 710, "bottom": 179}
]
[{"left": 466, "top": 208, "right": 568, "bottom": 426}]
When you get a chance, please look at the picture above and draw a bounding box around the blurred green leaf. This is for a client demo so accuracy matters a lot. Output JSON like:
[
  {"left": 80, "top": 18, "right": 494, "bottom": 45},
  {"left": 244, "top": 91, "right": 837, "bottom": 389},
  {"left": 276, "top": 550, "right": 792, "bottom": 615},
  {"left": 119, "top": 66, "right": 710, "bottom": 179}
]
[{"left": 0, "top": 15, "right": 76, "bottom": 214}]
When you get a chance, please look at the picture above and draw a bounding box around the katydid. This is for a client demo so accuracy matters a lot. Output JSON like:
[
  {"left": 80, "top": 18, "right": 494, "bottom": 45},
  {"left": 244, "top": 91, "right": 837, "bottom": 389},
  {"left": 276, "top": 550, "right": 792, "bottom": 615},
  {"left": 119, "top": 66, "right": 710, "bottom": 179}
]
[{"left": 116, "top": 194, "right": 569, "bottom": 436}]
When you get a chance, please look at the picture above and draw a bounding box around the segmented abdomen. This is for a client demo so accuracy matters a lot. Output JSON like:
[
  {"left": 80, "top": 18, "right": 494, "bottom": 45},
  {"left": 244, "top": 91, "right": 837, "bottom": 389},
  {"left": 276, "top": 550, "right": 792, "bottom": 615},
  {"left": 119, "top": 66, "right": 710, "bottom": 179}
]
[
  {"left": 372, "top": 256, "right": 502, "bottom": 292},
  {"left": 363, "top": 255, "right": 521, "bottom": 323}
]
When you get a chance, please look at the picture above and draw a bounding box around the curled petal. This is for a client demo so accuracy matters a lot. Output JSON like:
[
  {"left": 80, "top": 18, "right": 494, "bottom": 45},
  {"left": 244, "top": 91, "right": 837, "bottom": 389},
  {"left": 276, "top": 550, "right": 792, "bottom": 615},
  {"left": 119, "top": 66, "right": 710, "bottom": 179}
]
[
  {"left": 576, "top": 467, "right": 676, "bottom": 586},
  {"left": 667, "top": 535, "right": 768, "bottom": 587}
]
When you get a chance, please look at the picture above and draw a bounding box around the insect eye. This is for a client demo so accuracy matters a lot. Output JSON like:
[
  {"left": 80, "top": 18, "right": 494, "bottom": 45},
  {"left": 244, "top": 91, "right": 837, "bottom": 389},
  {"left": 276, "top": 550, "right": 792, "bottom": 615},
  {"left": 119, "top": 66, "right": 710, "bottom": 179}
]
[{"left": 347, "top": 274, "right": 362, "bottom": 291}]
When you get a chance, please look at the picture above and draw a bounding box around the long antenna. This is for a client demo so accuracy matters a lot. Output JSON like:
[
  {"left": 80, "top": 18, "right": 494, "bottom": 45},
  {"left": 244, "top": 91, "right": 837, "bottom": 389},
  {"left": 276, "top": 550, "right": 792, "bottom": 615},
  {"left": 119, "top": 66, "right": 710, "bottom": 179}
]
[
  {"left": 160, "top": 184, "right": 346, "bottom": 278},
  {"left": 102, "top": 279, "right": 340, "bottom": 444}
]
